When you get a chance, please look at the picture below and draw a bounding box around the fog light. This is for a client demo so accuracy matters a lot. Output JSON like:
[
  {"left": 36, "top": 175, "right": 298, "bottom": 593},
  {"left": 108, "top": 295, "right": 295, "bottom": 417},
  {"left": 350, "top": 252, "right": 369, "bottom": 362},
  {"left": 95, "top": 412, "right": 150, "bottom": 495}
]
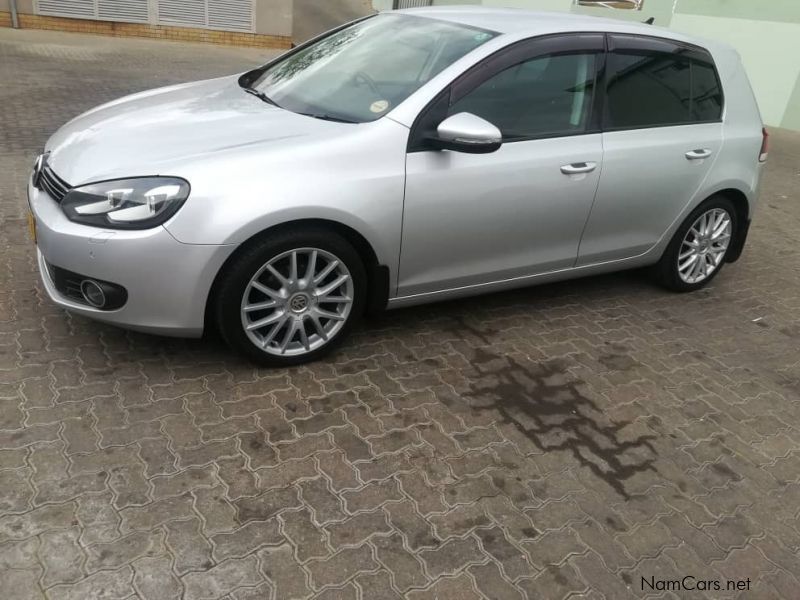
[{"left": 80, "top": 279, "right": 106, "bottom": 308}]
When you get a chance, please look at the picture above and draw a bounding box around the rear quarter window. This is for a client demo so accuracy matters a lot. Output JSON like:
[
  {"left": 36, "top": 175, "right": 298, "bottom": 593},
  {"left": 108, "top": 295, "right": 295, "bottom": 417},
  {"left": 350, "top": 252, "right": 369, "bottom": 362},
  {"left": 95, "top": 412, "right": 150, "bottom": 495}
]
[{"left": 691, "top": 61, "right": 724, "bottom": 122}]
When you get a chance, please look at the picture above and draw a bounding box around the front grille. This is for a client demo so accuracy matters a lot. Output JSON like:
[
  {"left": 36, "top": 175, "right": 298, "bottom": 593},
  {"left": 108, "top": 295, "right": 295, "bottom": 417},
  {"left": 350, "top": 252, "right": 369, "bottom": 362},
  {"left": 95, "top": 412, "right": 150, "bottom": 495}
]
[{"left": 37, "top": 163, "right": 71, "bottom": 203}]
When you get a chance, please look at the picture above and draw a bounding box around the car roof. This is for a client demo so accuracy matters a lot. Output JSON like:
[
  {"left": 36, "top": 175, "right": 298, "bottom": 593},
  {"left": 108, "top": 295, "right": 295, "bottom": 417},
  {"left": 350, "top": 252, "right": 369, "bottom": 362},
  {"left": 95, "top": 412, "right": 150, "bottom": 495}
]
[{"left": 394, "top": 6, "right": 730, "bottom": 54}]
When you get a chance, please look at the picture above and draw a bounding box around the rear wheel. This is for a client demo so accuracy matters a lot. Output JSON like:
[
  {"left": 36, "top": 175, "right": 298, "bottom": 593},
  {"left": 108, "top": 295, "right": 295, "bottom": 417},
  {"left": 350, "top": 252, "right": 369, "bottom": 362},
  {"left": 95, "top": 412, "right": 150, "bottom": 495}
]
[
  {"left": 215, "top": 229, "right": 366, "bottom": 366},
  {"left": 655, "top": 196, "right": 737, "bottom": 292}
]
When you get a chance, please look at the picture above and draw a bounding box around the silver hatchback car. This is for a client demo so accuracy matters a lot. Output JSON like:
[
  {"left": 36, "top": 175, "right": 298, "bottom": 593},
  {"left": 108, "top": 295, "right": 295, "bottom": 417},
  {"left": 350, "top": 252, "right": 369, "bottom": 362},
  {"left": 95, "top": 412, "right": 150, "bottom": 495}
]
[{"left": 29, "top": 7, "right": 767, "bottom": 365}]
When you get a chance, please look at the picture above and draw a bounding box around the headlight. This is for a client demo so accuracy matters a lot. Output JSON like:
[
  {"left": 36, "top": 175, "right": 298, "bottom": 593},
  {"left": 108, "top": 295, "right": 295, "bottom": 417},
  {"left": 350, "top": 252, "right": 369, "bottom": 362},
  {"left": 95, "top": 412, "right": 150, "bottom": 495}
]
[{"left": 61, "top": 177, "right": 190, "bottom": 229}]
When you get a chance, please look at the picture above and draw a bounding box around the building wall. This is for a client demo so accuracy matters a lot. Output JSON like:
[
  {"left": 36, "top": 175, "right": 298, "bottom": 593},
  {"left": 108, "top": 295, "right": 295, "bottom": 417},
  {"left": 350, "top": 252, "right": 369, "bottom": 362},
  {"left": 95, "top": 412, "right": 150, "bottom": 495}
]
[
  {"left": 669, "top": 1, "right": 800, "bottom": 131},
  {"left": 1, "top": 0, "right": 293, "bottom": 47},
  {"left": 374, "top": 0, "right": 800, "bottom": 130}
]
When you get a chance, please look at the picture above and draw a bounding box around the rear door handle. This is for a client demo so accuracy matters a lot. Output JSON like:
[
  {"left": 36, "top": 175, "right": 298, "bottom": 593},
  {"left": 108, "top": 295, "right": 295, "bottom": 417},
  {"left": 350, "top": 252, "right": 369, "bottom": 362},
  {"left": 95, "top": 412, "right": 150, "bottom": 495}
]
[
  {"left": 560, "top": 162, "right": 597, "bottom": 175},
  {"left": 686, "top": 149, "right": 713, "bottom": 160}
]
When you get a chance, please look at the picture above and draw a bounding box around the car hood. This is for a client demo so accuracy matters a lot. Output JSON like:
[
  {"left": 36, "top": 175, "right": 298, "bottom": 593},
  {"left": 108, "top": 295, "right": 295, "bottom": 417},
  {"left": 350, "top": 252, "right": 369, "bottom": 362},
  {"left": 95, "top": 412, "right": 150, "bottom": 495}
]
[{"left": 45, "top": 75, "right": 344, "bottom": 185}]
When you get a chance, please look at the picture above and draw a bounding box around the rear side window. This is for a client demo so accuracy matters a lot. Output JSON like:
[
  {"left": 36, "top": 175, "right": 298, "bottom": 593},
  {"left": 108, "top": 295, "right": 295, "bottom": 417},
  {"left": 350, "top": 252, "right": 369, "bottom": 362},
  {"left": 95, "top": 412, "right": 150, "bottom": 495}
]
[{"left": 605, "top": 36, "right": 723, "bottom": 130}]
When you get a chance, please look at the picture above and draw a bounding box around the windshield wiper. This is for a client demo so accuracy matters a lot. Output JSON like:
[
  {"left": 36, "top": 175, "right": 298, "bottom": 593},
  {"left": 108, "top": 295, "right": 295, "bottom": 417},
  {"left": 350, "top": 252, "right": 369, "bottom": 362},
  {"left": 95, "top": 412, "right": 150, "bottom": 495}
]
[
  {"left": 241, "top": 85, "right": 280, "bottom": 107},
  {"left": 297, "top": 112, "right": 357, "bottom": 124}
]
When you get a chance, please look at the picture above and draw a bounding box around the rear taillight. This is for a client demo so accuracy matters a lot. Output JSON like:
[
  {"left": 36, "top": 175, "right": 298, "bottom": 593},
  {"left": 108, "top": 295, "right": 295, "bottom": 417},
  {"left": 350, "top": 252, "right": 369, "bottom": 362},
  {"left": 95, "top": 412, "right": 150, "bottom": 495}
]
[{"left": 759, "top": 127, "right": 769, "bottom": 162}]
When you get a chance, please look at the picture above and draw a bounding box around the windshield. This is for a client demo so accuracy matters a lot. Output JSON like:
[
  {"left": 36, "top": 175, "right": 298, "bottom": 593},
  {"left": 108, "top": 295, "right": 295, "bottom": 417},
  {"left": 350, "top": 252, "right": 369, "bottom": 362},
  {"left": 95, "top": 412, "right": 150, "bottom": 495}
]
[{"left": 248, "top": 14, "right": 497, "bottom": 123}]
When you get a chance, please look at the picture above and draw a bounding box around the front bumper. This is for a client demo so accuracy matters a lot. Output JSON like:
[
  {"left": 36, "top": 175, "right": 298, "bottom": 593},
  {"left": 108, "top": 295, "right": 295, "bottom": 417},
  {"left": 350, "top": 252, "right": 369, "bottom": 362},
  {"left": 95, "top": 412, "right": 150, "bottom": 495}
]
[{"left": 29, "top": 180, "right": 235, "bottom": 337}]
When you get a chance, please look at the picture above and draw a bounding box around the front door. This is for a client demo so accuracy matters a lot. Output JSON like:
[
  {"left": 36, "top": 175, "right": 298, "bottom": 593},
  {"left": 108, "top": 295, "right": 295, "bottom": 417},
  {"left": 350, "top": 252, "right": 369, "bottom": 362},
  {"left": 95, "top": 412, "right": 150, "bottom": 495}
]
[{"left": 398, "top": 34, "right": 606, "bottom": 298}]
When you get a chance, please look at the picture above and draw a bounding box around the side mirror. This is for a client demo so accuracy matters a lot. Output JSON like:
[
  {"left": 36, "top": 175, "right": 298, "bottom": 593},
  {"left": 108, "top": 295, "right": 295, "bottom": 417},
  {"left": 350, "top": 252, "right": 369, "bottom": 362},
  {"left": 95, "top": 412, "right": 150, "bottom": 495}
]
[{"left": 429, "top": 112, "right": 502, "bottom": 154}]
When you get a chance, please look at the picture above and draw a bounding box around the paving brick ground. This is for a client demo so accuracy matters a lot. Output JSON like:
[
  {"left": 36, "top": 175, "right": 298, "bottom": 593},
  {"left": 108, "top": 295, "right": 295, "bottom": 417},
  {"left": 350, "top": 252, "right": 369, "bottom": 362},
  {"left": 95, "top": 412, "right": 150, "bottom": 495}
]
[{"left": 1, "top": 28, "right": 799, "bottom": 600}]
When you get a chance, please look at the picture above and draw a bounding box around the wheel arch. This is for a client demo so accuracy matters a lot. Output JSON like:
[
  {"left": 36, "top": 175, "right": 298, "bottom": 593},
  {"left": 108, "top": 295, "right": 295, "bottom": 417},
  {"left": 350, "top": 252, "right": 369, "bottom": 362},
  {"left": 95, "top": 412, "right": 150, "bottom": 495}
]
[
  {"left": 706, "top": 187, "right": 751, "bottom": 263},
  {"left": 204, "top": 218, "right": 390, "bottom": 334}
]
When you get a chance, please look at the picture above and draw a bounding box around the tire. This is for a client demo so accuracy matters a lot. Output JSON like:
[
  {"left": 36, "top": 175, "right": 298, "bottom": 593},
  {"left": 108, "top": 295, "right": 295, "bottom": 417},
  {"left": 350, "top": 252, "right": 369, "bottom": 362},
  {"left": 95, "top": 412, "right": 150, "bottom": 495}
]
[
  {"left": 655, "top": 195, "right": 738, "bottom": 292},
  {"left": 214, "top": 228, "right": 366, "bottom": 366}
]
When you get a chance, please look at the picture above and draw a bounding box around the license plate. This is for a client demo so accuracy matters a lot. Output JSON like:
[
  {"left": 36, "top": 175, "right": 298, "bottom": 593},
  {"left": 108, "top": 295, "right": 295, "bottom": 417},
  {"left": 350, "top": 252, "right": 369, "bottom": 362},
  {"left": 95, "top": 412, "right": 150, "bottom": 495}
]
[{"left": 27, "top": 211, "right": 37, "bottom": 244}]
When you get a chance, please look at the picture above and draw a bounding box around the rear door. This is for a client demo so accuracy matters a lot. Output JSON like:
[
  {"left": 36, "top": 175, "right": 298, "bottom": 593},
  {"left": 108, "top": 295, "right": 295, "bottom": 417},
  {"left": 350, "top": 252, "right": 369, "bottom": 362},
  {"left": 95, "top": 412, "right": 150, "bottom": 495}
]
[{"left": 577, "top": 34, "right": 725, "bottom": 265}]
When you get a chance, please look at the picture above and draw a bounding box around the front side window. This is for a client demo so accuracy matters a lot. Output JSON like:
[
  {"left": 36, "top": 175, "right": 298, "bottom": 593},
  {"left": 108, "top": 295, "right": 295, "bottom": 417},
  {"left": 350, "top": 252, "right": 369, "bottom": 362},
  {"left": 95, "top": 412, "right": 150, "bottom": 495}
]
[
  {"left": 448, "top": 53, "right": 598, "bottom": 140},
  {"left": 249, "top": 14, "right": 497, "bottom": 123},
  {"left": 606, "top": 41, "right": 723, "bottom": 129}
]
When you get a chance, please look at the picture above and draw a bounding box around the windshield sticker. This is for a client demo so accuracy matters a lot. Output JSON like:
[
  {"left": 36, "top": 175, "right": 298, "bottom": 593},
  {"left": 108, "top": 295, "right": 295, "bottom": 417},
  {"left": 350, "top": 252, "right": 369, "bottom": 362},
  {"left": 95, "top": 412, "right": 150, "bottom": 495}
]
[{"left": 370, "top": 100, "right": 390, "bottom": 114}]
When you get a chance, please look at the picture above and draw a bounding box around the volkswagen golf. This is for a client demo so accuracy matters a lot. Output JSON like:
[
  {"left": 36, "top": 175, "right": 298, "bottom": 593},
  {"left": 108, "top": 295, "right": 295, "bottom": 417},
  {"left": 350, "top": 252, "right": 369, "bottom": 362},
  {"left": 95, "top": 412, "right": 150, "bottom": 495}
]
[{"left": 28, "top": 7, "right": 767, "bottom": 365}]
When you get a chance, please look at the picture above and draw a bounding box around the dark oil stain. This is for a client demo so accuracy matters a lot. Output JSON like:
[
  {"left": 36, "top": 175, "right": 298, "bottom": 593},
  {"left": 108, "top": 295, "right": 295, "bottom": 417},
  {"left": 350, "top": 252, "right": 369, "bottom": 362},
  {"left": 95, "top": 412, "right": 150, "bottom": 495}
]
[
  {"left": 599, "top": 353, "right": 639, "bottom": 371},
  {"left": 521, "top": 526, "right": 540, "bottom": 538},
  {"left": 622, "top": 572, "right": 633, "bottom": 585},
  {"left": 452, "top": 319, "right": 656, "bottom": 500},
  {"left": 710, "top": 462, "right": 740, "bottom": 481}
]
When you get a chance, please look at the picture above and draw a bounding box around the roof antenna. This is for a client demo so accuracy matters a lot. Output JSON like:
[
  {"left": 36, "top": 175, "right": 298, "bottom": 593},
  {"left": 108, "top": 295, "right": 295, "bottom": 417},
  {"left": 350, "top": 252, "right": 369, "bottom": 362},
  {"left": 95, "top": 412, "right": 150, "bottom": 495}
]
[{"left": 644, "top": 17, "right": 655, "bottom": 24}]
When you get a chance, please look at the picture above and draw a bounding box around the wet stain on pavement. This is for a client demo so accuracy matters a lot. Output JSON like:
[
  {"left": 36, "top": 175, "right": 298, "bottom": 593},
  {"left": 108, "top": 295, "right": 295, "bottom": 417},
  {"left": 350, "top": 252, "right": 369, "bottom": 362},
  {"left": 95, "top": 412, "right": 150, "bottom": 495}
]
[{"left": 453, "top": 319, "right": 656, "bottom": 499}]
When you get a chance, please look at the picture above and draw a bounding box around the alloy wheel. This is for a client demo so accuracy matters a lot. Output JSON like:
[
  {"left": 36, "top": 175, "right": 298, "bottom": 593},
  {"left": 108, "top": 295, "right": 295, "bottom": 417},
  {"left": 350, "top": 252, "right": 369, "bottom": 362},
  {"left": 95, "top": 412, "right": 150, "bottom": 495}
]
[
  {"left": 240, "top": 248, "right": 354, "bottom": 356},
  {"left": 677, "top": 208, "right": 732, "bottom": 284}
]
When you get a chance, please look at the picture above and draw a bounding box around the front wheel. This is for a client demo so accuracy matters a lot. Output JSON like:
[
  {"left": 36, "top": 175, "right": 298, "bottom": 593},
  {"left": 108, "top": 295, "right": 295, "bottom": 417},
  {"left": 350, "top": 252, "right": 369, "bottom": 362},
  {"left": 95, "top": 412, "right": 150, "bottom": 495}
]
[
  {"left": 215, "top": 229, "right": 366, "bottom": 366},
  {"left": 655, "top": 196, "right": 737, "bottom": 292}
]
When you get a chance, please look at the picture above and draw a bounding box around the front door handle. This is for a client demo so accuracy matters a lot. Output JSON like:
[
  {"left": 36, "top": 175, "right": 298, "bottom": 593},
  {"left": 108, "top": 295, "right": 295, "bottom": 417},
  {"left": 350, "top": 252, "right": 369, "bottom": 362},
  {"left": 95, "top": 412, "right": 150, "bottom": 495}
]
[
  {"left": 561, "top": 162, "right": 597, "bottom": 175},
  {"left": 686, "top": 149, "right": 713, "bottom": 160}
]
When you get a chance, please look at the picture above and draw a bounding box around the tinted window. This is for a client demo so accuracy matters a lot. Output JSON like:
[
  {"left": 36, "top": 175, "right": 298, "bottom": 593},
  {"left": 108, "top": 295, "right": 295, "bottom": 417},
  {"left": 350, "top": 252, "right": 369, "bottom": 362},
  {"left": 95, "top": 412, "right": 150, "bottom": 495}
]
[
  {"left": 606, "top": 45, "right": 723, "bottom": 129},
  {"left": 448, "top": 53, "right": 597, "bottom": 140},
  {"left": 692, "top": 61, "right": 723, "bottom": 121},
  {"left": 606, "top": 51, "right": 691, "bottom": 128}
]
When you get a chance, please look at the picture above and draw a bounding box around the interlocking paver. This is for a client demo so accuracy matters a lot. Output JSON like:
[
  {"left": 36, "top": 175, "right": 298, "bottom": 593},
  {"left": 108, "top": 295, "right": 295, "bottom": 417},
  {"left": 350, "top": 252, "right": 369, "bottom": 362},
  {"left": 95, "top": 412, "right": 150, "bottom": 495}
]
[
  {"left": 418, "top": 535, "right": 486, "bottom": 577},
  {"left": 385, "top": 501, "right": 439, "bottom": 551},
  {"left": 165, "top": 517, "right": 213, "bottom": 574},
  {"left": 469, "top": 561, "right": 525, "bottom": 600},
  {"left": 38, "top": 527, "right": 84, "bottom": 588},
  {"left": 257, "top": 544, "right": 312, "bottom": 600},
  {"left": 316, "top": 451, "right": 360, "bottom": 492},
  {"left": 298, "top": 477, "right": 347, "bottom": 524},
  {"left": 85, "top": 529, "right": 163, "bottom": 572},
  {"left": 326, "top": 509, "right": 391, "bottom": 548},
  {"left": 133, "top": 555, "right": 182, "bottom": 600},
  {"left": 306, "top": 543, "right": 377, "bottom": 589},
  {"left": 2, "top": 25, "right": 800, "bottom": 600},
  {"left": 182, "top": 555, "right": 261, "bottom": 600},
  {"left": 475, "top": 526, "right": 533, "bottom": 580},
  {"left": 406, "top": 573, "right": 484, "bottom": 600},
  {"left": 282, "top": 507, "right": 330, "bottom": 561},
  {"left": 47, "top": 566, "right": 134, "bottom": 600}
]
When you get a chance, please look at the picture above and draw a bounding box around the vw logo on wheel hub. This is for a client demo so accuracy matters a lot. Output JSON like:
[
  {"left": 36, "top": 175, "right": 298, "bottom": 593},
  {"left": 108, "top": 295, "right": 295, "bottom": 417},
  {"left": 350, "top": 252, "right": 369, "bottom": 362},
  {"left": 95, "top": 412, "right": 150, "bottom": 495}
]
[{"left": 289, "top": 293, "right": 309, "bottom": 313}]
